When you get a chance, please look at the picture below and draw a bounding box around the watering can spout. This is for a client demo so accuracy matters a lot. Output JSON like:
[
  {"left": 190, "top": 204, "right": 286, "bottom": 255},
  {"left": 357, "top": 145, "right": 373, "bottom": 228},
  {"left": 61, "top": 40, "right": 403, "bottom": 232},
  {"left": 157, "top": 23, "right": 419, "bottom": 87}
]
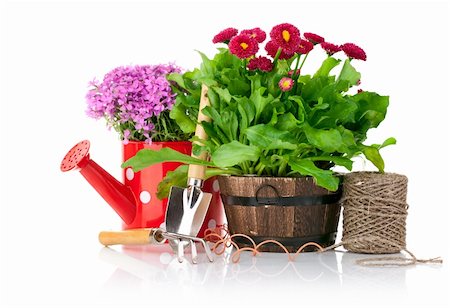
[{"left": 60, "top": 140, "right": 136, "bottom": 224}]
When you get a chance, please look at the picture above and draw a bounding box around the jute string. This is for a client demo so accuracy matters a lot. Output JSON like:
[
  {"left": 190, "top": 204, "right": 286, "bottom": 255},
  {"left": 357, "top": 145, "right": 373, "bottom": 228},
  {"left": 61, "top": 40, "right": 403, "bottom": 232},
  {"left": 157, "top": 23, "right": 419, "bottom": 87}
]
[{"left": 323, "top": 172, "right": 442, "bottom": 266}]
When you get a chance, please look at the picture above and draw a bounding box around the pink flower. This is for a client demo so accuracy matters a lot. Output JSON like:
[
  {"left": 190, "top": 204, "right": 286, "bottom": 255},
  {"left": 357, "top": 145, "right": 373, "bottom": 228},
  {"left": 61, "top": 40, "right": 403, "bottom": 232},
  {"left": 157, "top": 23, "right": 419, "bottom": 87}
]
[
  {"left": 265, "top": 40, "right": 294, "bottom": 60},
  {"left": 123, "top": 129, "right": 131, "bottom": 145},
  {"left": 320, "top": 42, "right": 341, "bottom": 56},
  {"left": 269, "top": 23, "right": 301, "bottom": 54},
  {"left": 304, "top": 32, "right": 324, "bottom": 45},
  {"left": 247, "top": 56, "right": 273, "bottom": 72},
  {"left": 212, "top": 27, "right": 238, "bottom": 44},
  {"left": 229, "top": 34, "right": 259, "bottom": 59},
  {"left": 278, "top": 77, "right": 294, "bottom": 92},
  {"left": 241, "top": 28, "right": 266, "bottom": 43},
  {"left": 85, "top": 64, "right": 180, "bottom": 144},
  {"left": 297, "top": 39, "right": 314, "bottom": 54},
  {"left": 341, "top": 43, "right": 367, "bottom": 61}
]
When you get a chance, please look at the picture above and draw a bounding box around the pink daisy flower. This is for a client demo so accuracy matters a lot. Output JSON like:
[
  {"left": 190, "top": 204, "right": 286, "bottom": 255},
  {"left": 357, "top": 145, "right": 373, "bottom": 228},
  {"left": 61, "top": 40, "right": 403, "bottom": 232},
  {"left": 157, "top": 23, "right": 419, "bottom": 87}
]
[
  {"left": 297, "top": 39, "right": 314, "bottom": 54},
  {"left": 247, "top": 56, "right": 273, "bottom": 72},
  {"left": 229, "top": 34, "right": 259, "bottom": 59},
  {"left": 269, "top": 23, "right": 301, "bottom": 54},
  {"left": 341, "top": 43, "right": 367, "bottom": 61},
  {"left": 320, "top": 42, "right": 341, "bottom": 56},
  {"left": 212, "top": 27, "right": 238, "bottom": 44},
  {"left": 241, "top": 27, "right": 267, "bottom": 43},
  {"left": 265, "top": 40, "right": 294, "bottom": 60},
  {"left": 303, "top": 32, "right": 325, "bottom": 45},
  {"left": 278, "top": 77, "right": 294, "bottom": 92}
]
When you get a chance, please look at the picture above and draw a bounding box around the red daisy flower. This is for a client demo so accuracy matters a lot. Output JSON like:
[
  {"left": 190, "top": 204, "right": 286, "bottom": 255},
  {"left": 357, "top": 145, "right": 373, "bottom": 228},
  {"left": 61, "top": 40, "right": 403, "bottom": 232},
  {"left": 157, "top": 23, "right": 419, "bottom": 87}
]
[
  {"left": 247, "top": 58, "right": 259, "bottom": 70},
  {"left": 341, "top": 43, "right": 367, "bottom": 61},
  {"left": 278, "top": 77, "right": 294, "bottom": 92},
  {"left": 241, "top": 28, "right": 266, "bottom": 43},
  {"left": 269, "top": 23, "right": 301, "bottom": 54},
  {"left": 212, "top": 27, "right": 238, "bottom": 44},
  {"left": 304, "top": 32, "right": 325, "bottom": 45},
  {"left": 320, "top": 42, "right": 341, "bottom": 56},
  {"left": 247, "top": 56, "right": 273, "bottom": 72},
  {"left": 265, "top": 40, "right": 294, "bottom": 60},
  {"left": 229, "top": 34, "right": 259, "bottom": 59},
  {"left": 297, "top": 39, "right": 314, "bottom": 54}
]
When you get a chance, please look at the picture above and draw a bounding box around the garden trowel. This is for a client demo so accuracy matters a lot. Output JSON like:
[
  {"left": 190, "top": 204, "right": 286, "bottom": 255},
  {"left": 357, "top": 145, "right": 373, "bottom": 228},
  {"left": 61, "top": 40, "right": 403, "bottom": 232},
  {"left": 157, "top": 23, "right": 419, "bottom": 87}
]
[{"left": 164, "top": 84, "right": 213, "bottom": 259}]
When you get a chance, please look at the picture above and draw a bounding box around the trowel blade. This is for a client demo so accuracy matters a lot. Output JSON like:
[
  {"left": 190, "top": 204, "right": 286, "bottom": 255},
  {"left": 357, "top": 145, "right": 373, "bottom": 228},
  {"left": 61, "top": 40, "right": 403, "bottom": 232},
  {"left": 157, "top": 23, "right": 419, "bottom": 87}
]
[{"left": 165, "top": 186, "right": 212, "bottom": 237}]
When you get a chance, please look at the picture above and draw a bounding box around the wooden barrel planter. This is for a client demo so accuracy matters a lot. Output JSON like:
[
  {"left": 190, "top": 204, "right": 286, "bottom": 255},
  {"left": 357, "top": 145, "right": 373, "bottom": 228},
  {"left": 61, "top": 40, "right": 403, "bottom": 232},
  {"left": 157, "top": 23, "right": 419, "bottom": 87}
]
[{"left": 218, "top": 175, "right": 342, "bottom": 252}]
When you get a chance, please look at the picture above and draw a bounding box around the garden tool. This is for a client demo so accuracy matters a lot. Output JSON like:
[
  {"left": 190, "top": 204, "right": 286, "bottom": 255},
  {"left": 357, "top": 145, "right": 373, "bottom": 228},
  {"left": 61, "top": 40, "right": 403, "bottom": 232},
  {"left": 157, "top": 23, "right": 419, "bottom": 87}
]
[
  {"left": 164, "top": 84, "right": 213, "bottom": 259},
  {"left": 98, "top": 228, "right": 213, "bottom": 264}
]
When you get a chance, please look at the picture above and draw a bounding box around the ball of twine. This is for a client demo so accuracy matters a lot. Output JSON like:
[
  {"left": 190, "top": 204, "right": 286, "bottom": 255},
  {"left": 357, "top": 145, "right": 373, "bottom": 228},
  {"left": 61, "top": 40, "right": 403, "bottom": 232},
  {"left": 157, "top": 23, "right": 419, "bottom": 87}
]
[{"left": 341, "top": 172, "right": 408, "bottom": 254}]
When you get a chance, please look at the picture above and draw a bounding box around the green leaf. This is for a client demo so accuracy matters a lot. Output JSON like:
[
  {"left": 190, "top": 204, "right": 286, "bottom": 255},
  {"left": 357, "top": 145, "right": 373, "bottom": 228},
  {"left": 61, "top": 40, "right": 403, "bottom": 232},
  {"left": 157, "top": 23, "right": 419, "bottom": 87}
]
[
  {"left": 156, "top": 165, "right": 237, "bottom": 199},
  {"left": 303, "top": 123, "right": 343, "bottom": 153},
  {"left": 207, "top": 88, "right": 220, "bottom": 110},
  {"left": 245, "top": 124, "right": 297, "bottom": 150},
  {"left": 275, "top": 112, "right": 302, "bottom": 131},
  {"left": 363, "top": 146, "right": 385, "bottom": 172},
  {"left": 337, "top": 126, "right": 358, "bottom": 154},
  {"left": 156, "top": 165, "right": 189, "bottom": 200},
  {"left": 169, "top": 105, "right": 196, "bottom": 133},
  {"left": 353, "top": 91, "right": 389, "bottom": 133},
  {"left": 211, "top": 141, "right": 260, "bottom": 168},
  {"left": 122, "top": 148, "right": 214, "bottom": 172},
  {"left": 166, "top": 73, "right": 185, "bottom": 89},
  {"left": 336, "top": 59, "right": 361, "bottom": 90},
  {"left": 305, "top": 156, "right": 353, "bottom": 171},
  {"left": 221, "top": 110, "right": 239, "bottom": 141},
  {"left": 197, "top": 50, "right": 215, "bottom": 77},
  {"left": 250, "top": 87, "right": 274, "bottom": 121},
  {"left": 228, "top": 79, "right": 250, "bottom": 95},
  {"left": 288, "top": 96, "right": 306, "bottom": 122},
  {"left": 212, "top": 87, "right": 232, "bottom": 104},
  {"left": 378, "top": 137, "right": 397, "bottom": 149},
  {"left": 288, "top": 159, "right": 340, "bottom": 191},
  {"left": 314, "top": 57, "right": 341, "bottom": 77},
  {"left": 300, "top": 76, "right": 334, "bottom": 103}
]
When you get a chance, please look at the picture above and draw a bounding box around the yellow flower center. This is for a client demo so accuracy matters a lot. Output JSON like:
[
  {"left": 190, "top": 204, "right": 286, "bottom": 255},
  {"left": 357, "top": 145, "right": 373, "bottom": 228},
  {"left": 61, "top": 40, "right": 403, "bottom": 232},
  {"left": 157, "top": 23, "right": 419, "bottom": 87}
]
[
  {"left": 240, "top": 42, "right": 249, "bottom": 50},
  {"left": 282, "top": 80, "right": 291, "bottom": 88},
  {"left": 282, "top": 30, "right": 290, "bottom": 42}
]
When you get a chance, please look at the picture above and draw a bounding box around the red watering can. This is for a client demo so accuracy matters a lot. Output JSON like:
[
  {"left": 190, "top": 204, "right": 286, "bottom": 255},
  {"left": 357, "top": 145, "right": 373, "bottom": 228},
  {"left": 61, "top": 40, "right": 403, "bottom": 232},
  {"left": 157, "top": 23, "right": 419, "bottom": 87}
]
[{"left": 60, "top": 140, "right": 224, "bottom": 233}]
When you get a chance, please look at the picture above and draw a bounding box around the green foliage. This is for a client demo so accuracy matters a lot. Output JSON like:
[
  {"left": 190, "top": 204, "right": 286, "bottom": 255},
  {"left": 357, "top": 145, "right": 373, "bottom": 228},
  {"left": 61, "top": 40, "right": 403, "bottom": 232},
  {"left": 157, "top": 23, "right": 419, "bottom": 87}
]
[{"left": 126, "top": 46, "right": 394, "bottom": 194}]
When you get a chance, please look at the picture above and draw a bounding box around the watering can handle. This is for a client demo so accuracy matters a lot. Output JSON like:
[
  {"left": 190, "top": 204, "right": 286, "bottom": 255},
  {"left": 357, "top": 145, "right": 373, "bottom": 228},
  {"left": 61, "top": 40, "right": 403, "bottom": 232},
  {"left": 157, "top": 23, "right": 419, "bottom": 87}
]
[
  {"left": 98, "top": 229, "right": 164, "bottom": 246},
  {"left": 188, "top": 84, "right": 211, "bottom": 180}
]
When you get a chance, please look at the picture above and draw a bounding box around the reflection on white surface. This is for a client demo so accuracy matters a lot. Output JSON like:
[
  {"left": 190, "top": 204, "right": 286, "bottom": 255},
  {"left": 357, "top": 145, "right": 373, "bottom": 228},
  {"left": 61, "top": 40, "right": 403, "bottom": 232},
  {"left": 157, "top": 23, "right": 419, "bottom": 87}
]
[{"left": 99, "top": 244, "right": 412, "bottom": 291}]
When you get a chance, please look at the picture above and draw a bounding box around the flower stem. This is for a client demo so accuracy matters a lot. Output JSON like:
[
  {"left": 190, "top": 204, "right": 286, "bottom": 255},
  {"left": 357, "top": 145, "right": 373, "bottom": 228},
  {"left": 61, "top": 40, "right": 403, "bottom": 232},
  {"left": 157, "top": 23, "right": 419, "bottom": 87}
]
[
  {"left": 292, "top": 53, "right": 309, "bottom": 94},
  {"left": 272, "top": 48, "right": 282, "bottom": 68},
  {"left": 292, "top": 54, "right": 302, "bottom": 79},
  {"left": 299, "top": 53, "right": 309, "bottom": 70}
]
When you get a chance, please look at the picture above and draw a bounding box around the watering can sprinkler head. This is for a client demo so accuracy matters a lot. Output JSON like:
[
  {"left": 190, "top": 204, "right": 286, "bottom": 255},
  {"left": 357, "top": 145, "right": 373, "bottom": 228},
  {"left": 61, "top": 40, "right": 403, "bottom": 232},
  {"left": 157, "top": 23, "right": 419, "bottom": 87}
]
[{"left": 60, "top": 140, "right": 137, "bottom": 224}]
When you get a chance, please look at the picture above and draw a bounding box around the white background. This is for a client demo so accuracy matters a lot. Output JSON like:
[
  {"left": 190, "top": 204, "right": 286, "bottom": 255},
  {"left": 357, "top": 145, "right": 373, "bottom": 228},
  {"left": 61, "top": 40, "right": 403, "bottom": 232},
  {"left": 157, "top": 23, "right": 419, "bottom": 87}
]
[{"left": 1, "top": 0, "right": 449, "bottom": 307}]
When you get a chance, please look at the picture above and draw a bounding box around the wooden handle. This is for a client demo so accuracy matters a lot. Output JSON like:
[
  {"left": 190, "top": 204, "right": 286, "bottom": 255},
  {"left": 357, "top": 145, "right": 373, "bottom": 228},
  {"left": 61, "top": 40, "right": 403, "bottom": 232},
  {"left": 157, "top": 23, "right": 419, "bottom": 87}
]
[
  {"left": 98, "top": 228, "right": 160, "bottom": 246},
  {"left": 188, "top": 84, "right": 211, "bottom": 180}
]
